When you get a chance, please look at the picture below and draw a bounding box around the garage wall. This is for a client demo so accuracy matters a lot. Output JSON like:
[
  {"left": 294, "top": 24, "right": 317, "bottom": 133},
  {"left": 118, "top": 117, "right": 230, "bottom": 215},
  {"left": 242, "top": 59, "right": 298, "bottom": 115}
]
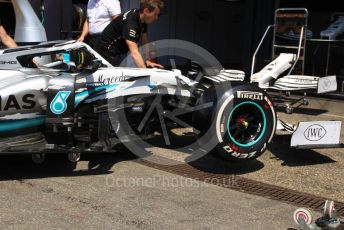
[
  {"left": 152, "top": 0, "right": 248, "bottom": 68},
  {"left": 144, "top": 0, "right": 275, "bottom": 74},
  {"left": 124, "top": 0, "right": 254, "bottom": 70}
]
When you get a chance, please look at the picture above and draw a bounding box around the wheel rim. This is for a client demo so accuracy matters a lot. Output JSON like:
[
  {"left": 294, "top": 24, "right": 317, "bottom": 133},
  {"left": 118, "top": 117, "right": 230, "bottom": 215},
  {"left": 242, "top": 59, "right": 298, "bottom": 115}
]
[{"left": 226, "top": 101, "right": 266, "bottom": 148}]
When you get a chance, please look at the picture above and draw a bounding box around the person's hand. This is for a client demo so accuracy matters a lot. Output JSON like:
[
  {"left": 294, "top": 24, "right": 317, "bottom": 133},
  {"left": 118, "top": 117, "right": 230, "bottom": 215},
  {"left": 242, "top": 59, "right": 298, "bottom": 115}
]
[
  {"left": 77, "top": 36, "right": 85, "bottom": 42},
  {"left": 146, "top": 60, "right": 164, "bottom": 69}
]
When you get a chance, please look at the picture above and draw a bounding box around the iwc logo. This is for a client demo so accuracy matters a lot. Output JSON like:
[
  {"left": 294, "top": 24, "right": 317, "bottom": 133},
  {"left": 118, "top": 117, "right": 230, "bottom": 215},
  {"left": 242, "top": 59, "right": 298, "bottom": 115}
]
[{"left": 304, "top": 124, "right": 327, "bottom": 141}]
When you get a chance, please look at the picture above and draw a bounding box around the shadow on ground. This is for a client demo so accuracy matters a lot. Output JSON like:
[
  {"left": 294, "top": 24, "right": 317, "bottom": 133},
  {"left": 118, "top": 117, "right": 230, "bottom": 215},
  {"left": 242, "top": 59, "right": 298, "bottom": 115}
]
[
  {"left": 143, "top": 131, "right": 265, "bottom": 175},
  {"left": 0, "top": 147, "right": 137, "bottom": 181},
  {"left": 144, "top": 130, "right": 198, "bottom": 149},
  {"left": 269, "top": 134, "right": 336, "bottom": 166},
  {"left": 187, "top": 152, "right": 265, "bottom": 175},
  {"left": 270, "top": 94, "right": 329, "bottom": 115},
  {"left": 275, "top": 106, "right": 328, "bottom": 116},
  {"left": 274, "top": 105, "right": 328, "bottom": 115},
  {"left": 0, "top": 130, "right": 284, "bottom": 181}
]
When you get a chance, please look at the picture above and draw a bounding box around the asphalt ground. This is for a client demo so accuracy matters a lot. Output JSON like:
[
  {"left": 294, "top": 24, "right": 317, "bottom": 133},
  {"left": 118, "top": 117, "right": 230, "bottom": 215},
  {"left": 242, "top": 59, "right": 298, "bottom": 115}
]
[
  {"left": 0, "top": 94, "right": 343, "bottom": 229},
  {"left": 248, "top": 93, "right": 344, "bottom": 202},
  {"left": 0, "top": 153, "right": 310, "bottom": 230}
]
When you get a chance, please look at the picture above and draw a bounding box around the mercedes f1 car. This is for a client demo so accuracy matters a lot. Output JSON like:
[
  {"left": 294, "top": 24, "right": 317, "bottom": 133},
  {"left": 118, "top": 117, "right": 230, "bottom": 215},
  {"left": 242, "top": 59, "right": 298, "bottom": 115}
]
[{"left": 0, "top": 41, "right": 278, "bottom": 163}]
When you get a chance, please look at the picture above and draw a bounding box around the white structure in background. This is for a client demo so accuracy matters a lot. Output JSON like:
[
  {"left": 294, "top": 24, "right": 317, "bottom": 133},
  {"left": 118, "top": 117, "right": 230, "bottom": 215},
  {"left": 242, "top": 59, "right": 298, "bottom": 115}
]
[{"left": 0, "top": 0, "right": 47, "bottom": 43}]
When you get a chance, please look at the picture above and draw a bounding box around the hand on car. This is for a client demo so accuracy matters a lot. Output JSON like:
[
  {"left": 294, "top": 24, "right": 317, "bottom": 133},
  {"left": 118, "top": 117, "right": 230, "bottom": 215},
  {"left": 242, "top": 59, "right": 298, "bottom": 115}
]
[
  {"left": 77, "top": 36, "right": 85, "bottom": 42},
  {"left": 146, "top": 60, "right": 164, "bottom": 69}
]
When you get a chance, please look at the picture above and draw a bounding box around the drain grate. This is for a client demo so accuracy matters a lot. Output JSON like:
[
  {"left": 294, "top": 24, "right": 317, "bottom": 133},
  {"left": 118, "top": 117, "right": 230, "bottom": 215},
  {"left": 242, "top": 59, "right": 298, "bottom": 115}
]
[{"left": 137, "top": 157, "right": 344, "bottom": 217}]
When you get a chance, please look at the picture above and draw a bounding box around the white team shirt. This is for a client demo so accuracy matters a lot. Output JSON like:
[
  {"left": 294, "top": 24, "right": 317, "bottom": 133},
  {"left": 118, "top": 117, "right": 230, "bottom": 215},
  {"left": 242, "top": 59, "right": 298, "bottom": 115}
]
[{"left": 87, "top": 0, "right": 121, "bottom": 35}]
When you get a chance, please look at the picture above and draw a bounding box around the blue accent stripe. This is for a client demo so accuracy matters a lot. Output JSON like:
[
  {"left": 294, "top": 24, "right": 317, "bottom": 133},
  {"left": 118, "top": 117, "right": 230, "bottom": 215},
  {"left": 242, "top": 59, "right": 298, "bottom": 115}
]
[
  {"left": 0, "top": 117, "right": 45, "bottom": 133},
  {"left": 75, "top": 84, "right": 118, "bottom": 106},
  {"left": 227, "top": 101, "right": 266, "bottom": 148}
]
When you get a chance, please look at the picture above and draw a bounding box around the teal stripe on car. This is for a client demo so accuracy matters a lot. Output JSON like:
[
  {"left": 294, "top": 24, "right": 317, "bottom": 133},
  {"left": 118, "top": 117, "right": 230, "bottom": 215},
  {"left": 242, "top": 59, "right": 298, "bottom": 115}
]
[
  {"left": 0, "top": 117, "right": 45, "bottom": 132},
  {"left": 75, "top": 84, "right": 118, "bottom": 106}
]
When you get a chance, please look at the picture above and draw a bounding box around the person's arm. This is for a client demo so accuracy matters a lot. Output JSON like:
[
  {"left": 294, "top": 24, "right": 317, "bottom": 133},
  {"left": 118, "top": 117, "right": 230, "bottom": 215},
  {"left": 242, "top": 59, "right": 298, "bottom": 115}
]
[
  {"left": 111, "top": 14, "right": 120, "bottom": 20},
  {"left": 77, "top": 20, "right": 89, "bottom": 42},
  {"left": 0, "top": 26, "right": 17, "bottom": 48},
  {"left": 126, "top": 39, "right": 146, "bottom": 68},
  {"left": 140, "top": 33, "right": 164, "bottom": 68},
  {"left": 108, "top": 0, "right": 121, "bottom": 20}
]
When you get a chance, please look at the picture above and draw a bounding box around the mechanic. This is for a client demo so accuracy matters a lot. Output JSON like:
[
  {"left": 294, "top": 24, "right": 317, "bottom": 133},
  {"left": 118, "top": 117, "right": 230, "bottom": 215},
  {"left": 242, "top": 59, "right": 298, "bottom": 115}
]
[
  {"left": 93, "top": 0, "right": 164, "bottom": 68},
  {"left": 77, "top": 0, "right": 122, "bottom": 47},
  {"left": 0, "top": 18, "right": 17, "bottom": 48}
]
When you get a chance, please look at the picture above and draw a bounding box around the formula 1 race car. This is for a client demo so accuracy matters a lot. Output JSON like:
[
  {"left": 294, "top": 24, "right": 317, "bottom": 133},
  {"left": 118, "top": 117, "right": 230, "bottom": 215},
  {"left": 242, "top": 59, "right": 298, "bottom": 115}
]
[{"left": 0, "top": 41, "right": 277, "bottom": 163}]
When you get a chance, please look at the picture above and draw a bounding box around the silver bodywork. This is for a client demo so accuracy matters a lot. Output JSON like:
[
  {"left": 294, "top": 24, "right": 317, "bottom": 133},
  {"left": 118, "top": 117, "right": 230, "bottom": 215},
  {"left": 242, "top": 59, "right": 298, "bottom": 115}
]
[
  {"left": 0, "top": 74, "right": 49, "bottom": 118},
  {"left": 0, "top": 41, "right": 202, "bottom": 123}
]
